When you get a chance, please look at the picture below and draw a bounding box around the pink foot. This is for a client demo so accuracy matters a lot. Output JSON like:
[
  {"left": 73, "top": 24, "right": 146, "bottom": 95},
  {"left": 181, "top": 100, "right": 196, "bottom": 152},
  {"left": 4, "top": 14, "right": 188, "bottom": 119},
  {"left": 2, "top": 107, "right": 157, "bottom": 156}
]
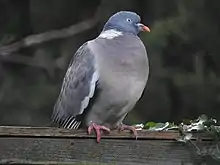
[
  {"left": 118, "top": 124, "right": 138, "bottom": 139},
  {"left": 87, "top": 123, "right": 110, "bottom": 143}
]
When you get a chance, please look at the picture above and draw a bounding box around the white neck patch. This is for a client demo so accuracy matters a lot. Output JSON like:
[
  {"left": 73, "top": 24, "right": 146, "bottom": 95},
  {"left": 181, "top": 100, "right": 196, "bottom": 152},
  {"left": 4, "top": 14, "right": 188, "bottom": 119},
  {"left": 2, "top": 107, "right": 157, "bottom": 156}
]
[{"left": 98, "top": 29, "right": 123, "bottom": 39}]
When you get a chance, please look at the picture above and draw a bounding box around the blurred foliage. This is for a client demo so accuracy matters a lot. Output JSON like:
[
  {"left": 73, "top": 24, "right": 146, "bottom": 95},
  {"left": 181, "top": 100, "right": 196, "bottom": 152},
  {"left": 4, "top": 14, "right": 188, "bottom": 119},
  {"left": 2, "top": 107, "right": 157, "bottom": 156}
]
[
  {"left": 0, "top": 0, "right": 220, "bottom": 126},
  {"left": 133, "top": 114, "right": 220, "bottom": 163}
]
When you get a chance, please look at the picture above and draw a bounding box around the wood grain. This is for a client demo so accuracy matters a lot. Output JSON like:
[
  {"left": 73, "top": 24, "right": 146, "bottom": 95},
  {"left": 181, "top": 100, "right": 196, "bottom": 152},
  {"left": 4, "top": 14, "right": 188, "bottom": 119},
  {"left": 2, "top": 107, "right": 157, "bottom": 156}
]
[
  {"left": 0, "top": 126, "right": 217, "bottom": 165},
  {"left": 0, "top": 126, "right": 212, "bottom": 140},
  {"left": 0, "top": 137, "right": 199, "bottom": 165}
]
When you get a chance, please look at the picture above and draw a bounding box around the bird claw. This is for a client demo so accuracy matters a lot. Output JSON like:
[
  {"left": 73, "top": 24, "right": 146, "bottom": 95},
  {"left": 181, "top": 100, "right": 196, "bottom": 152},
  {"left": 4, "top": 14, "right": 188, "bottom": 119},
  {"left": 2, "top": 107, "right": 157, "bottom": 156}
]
[
  {"left": 88, "top": 123, "right": 110, "bottom": 143},
  {"left": 118, "top": 124, "right": 138, "bottom": 139}
]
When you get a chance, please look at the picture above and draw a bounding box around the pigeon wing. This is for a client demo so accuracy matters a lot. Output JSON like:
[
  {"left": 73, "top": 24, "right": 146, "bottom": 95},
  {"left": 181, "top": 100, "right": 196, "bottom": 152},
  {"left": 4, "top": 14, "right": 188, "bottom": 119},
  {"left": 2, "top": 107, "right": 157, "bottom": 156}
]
[{"left": 52, "top": 42, "right": 99, "bottom": 129}]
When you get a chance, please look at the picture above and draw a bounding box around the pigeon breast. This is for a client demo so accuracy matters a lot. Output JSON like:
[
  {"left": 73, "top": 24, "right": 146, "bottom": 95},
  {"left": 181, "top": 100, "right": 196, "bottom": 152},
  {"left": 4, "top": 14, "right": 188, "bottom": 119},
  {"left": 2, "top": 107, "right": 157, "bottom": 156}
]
[{"left": 84, "top": 33, "right": 149, "bottom": 128}]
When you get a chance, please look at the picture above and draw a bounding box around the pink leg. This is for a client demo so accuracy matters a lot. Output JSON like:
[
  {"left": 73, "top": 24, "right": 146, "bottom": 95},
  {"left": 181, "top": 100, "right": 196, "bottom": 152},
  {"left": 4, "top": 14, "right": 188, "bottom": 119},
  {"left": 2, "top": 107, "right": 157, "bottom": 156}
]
[
  {"left": 118, "top": 124, "right": 138, "bottom": 139},
  {"left": 87, "top": 123, "right": 110, "bottom": 143}
]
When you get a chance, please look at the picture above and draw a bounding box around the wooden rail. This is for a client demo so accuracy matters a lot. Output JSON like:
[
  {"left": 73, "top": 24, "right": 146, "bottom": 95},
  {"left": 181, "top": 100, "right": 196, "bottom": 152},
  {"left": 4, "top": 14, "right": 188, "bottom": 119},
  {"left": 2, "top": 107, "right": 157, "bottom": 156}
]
[{"left": 0, "top": 126, "right": 218, "bottom": 165}]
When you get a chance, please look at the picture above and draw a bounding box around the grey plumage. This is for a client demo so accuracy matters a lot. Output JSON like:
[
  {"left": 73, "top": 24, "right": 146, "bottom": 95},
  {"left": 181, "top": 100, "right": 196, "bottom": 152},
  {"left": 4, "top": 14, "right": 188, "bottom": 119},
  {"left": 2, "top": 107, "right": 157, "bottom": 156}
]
[
  {"left": 52, "top": 42, "right": 98, "bottom": 129},
  {"left": 52, "top": 11, "right": 150, "bottom": 132}
]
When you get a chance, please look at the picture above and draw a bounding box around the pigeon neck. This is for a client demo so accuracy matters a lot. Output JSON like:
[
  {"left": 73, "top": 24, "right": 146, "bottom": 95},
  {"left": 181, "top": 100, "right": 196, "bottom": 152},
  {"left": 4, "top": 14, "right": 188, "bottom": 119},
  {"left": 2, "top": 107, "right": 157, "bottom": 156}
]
[
  {"left": 103, "top": 23, "right": 138, "bottom": 36},
  {"left": 99, "top": 29, "right": 123, "bottom": 39}
]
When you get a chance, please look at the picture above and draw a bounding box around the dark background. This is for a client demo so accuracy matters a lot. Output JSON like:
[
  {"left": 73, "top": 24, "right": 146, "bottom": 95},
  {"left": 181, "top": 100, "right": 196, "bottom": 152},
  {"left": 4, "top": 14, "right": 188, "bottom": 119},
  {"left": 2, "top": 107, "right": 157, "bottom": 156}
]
[{"left": 0, "top": 0, "right": 220, "bottom": 126}]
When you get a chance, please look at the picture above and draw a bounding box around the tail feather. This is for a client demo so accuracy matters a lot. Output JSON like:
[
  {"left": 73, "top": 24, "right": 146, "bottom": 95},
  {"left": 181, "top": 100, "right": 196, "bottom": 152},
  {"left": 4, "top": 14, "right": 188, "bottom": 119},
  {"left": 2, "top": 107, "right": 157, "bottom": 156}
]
[
  {"left": 63, "top": 116, "right": 75, "bottom": 128},
  {"left": 52, "top": 114, "right": 82, "bottom": 130}
]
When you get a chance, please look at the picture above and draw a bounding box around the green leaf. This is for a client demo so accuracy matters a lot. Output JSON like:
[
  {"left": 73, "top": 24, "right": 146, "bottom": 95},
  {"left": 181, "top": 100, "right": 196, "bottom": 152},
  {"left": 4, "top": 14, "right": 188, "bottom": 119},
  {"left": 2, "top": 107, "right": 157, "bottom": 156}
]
[
  {"left": 148, "top": 122, "right": 170, "bottom": 131},
  {"left": 144, "top": 121, "right": 157, "bottom": 129}
]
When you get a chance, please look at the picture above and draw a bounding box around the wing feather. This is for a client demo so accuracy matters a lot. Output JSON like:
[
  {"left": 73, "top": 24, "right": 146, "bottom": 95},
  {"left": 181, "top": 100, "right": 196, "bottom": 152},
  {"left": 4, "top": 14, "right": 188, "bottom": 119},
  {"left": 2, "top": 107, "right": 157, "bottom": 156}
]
[{"left": 52, "top": 42, "right": 99, "bottom": 129}]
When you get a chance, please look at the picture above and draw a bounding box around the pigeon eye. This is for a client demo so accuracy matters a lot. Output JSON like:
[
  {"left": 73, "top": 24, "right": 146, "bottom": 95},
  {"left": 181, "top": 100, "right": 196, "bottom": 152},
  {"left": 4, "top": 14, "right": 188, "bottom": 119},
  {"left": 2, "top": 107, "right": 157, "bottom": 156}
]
[{"left": 126, "top": 18, "right": 132, "bottom": 23}]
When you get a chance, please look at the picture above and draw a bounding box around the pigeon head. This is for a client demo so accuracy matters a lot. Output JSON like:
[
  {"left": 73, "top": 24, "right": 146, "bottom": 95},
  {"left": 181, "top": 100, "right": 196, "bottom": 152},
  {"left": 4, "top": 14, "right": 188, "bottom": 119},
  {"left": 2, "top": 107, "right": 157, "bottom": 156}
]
[{"left": 103, "top": 11, "right": 150, "bottom": 35}]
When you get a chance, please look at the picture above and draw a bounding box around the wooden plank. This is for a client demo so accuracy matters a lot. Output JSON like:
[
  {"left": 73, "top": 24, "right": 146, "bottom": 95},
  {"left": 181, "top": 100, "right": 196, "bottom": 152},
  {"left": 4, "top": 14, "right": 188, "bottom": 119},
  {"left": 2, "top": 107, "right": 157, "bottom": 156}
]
[
  {"left": 0, "top": 126, "right": 216, "bottom": 165},
  {"left": 0, "top": 126, "right": 213, "bottom": 140},
  {"left": 0, "top": 137, "right": 204, "bottom": 165}
]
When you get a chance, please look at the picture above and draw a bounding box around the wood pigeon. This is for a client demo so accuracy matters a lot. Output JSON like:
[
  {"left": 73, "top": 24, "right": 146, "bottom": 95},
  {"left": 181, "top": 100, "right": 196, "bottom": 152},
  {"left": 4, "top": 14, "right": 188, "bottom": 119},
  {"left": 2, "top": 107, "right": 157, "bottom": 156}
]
[{"left": 52, "top": 11, "right": 150, "bottom": 142}]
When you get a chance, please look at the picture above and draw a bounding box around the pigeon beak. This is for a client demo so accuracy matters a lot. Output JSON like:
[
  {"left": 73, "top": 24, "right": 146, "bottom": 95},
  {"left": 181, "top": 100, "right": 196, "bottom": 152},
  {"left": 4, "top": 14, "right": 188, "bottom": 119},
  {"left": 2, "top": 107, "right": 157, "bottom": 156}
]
[{"left": 137, "top": 23, "right": 150, "bottom": 32}]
